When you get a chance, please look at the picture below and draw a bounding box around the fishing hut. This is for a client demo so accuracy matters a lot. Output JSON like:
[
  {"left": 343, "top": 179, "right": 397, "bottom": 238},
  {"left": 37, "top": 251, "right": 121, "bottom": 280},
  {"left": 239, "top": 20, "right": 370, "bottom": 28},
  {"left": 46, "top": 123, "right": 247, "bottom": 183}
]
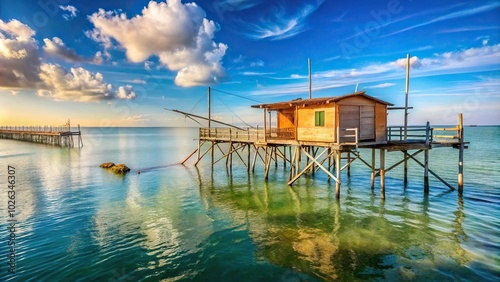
[
  {"left": 178, "top": 56, "right": 468, "bottom": 199},
  {"left": 0, "top": 120, "right": 83, "bottom": 147}
]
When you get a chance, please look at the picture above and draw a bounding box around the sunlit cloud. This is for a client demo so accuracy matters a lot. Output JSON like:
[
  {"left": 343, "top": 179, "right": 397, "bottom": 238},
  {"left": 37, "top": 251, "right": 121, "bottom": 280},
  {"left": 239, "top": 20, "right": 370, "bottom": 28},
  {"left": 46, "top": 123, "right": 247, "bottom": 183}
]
[{"left": 87, "top": 0, "right": 227, "bottom": 87}]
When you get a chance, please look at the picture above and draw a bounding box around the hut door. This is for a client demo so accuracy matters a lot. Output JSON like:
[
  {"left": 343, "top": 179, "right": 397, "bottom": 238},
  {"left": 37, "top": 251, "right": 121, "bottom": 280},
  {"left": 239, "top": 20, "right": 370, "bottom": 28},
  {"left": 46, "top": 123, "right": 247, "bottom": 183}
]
[
  {"left": 339, "top": 105, "right": 375, "bottom": 141},
  {"left": 360, "top": 106, "right": 375, "bottom": 140}
]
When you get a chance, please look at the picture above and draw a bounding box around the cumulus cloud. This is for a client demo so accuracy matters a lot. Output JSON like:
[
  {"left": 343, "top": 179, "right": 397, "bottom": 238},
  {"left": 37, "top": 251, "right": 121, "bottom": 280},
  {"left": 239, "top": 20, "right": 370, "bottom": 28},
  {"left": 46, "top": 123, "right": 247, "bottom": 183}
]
[
  {"left": 0, "top": 19, "right": 136, "bottom": 102},
  {"left": 43, "top": 37, "right": 104, "bottom": 64},
  {"left": 392, "top": 56, "right": 422, "bottom": 69},
  {"left": 37, "top": 64, "right": 136, "bottom": 102},
  {"left": 87, "top": 0, "right": 228, "bottom": 87},
  {"left": 0, "top": 19, "right": 41, "bottom": 89},
  {"left": 59, "top": 5, "right": 79, "bottom": 20},
  {"left": 43, "top": 37, "right": 84, "bottom": 63}
]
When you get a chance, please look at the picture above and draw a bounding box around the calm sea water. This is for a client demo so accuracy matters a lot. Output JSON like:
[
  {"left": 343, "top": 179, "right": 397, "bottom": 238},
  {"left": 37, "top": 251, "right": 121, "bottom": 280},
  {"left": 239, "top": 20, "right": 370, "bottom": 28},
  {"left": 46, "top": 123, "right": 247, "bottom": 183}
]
[{"left": 0, "top": 126, "right": 499, "bottom": 281}]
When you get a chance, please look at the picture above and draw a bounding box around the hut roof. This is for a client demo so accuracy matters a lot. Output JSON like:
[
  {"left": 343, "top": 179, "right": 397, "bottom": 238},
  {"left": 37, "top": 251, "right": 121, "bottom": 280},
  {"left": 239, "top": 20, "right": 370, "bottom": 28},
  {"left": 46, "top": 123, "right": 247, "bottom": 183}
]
[{"left": 251, "top": 91, "right": 394, "bottom": 110}]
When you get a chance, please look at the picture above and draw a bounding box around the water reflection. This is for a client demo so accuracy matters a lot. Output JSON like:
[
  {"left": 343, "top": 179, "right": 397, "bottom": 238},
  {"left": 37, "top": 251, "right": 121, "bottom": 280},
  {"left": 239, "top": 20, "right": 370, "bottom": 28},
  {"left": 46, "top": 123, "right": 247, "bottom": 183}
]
[{"left": 193, "top": 167, "right": 477, "bottom": 281}]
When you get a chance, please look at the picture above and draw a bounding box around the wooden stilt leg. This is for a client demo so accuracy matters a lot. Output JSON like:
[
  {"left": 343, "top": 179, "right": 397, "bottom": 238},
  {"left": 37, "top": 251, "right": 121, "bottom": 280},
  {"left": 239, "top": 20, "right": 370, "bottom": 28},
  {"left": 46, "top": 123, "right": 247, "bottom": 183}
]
[
  {"left": 336, "top": 151, "right": 341, "bottom": 199},
  {"left": 380, "top": 149, "right": 385, "bottom": 200},
  {"left": 370, "top": 148, "right": 375, "bottom": 191},
  {"left": 424, "top": 149, "right": 429, "bottom": 194}
]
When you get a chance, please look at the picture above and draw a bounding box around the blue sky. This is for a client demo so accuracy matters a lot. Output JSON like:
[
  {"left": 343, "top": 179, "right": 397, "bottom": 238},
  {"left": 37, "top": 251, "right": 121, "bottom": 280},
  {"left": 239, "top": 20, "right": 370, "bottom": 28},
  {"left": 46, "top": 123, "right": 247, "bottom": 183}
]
[{"left": 0, "top": 0, "right": 499, "bottom": 127}]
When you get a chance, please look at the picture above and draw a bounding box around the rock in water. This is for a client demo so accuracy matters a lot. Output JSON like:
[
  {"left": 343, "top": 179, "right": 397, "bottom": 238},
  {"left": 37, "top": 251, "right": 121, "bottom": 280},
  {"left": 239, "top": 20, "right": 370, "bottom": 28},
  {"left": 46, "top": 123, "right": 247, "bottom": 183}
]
[
  {"left": 111, "top": 164, "right": 131, "bottom": 174},
  {"left": 100, "top": 162, "right": 115, "bottom": 168}
]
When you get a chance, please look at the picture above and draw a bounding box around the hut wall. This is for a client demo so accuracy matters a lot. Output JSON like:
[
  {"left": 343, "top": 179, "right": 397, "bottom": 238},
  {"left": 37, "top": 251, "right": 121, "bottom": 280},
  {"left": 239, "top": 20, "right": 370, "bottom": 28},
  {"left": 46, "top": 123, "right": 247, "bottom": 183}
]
[
  {"left": 277, "top": 109, "right": 295, "bottom": 129},
  {"left": 296, "top": 105, "right": 335, "bottom": 142}
]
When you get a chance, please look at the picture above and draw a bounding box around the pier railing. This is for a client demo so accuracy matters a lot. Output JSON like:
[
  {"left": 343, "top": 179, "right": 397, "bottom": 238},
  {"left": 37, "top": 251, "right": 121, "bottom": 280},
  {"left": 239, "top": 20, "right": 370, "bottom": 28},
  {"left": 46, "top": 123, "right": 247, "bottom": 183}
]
[
  {"left": 200, "top": 127, "right": 297, "bottom": 142},
  {"left": 200, "top": 127, "right": 266, "bottom": 142},
  {"left": 0, "top": 124, "right": 73, "bottom": 133},
  {"left": 388, "top": 123, "right": 463, "bottom": 144},
  {"left": 0, "top": 123, "right": 83, "bottom": 147}
]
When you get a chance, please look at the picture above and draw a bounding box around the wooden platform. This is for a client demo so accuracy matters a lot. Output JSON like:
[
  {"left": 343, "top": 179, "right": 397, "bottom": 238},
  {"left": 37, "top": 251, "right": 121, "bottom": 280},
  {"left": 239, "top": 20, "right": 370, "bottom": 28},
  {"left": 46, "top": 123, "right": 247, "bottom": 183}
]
[{"left": 186, "top": 116, "right": 467, "bottom": 200}]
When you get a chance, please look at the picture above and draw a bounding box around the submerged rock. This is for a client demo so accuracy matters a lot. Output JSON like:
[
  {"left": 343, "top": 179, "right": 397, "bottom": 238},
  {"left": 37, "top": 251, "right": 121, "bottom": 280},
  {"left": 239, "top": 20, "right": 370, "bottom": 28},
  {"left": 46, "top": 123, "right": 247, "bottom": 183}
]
[
  {"left": 100, "top": 162, "right": 131, "bottom": 174},
  {"left": 110, "top": 164, "right": 131, "bottom": 174},
  {"left": 100, "top": 162, "right": 115, "bottom": 168}
]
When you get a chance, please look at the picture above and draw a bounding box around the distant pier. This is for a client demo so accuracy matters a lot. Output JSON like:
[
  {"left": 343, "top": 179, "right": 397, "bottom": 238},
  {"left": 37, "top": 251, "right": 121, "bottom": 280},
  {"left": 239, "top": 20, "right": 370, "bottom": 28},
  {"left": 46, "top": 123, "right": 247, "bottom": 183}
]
[{"left": 0, "top": 120, "right": 83, "bottom": 147}]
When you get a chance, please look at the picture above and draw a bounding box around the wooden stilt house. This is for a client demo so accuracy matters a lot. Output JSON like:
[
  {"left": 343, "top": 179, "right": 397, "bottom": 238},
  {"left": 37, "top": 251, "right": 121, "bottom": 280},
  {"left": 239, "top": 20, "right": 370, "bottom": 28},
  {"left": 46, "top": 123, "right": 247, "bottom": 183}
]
[{"left": 251, "top": 91, "right": 393, "bottom": 145}]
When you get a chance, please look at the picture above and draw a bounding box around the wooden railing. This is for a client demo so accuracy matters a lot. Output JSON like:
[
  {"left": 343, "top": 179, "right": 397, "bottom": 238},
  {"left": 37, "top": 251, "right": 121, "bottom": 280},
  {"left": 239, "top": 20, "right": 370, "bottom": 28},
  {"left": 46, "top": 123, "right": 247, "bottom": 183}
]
[
  {"left": 200, "top": 127, "right": 266, "bottom": 142},
  {"left": 267, "top": 127, "right": 295, "bottom": 139},
  {"left": 388, "top": 122, "right": 462, "bottom": 144},
  {"left": 337, "top": 127, "right": 358, "bottom": 146}
]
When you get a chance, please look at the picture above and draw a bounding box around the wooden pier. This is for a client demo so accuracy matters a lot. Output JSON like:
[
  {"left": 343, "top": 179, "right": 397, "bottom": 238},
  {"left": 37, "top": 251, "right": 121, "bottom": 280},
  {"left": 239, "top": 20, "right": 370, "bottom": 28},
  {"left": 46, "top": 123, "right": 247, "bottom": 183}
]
[
  {"left": 0, "top": 121, "right": 83, "bottom": 147},
  {"left": 181, "top": 92, "right": 468, "bottom": 199}
]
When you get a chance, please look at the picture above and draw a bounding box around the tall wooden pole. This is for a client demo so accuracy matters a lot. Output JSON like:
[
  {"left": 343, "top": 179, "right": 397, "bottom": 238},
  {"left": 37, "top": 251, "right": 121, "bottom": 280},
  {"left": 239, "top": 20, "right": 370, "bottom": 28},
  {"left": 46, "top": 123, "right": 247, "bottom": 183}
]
[
  {"left": 263, "top": 109, "right": 267, "bottom": 142},
  {"left": 308, "top": 58, "right": 312, "bottom": 99},
  {"left": 208, "top": 87, "right": 211, "bottom": 128},
  {"left": 404, "top": 54, "right": 410, "bottom": 140},
  {"left": 403, "top": 54, "right": 410, "bottom": 186}
]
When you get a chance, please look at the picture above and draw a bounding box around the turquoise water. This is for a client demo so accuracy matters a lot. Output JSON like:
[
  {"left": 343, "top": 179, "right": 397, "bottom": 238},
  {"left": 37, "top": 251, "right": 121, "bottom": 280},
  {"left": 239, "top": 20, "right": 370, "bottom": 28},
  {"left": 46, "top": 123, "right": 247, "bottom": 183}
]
[{"left": 0, "top": 126, "right": 499, "bottom": 281}]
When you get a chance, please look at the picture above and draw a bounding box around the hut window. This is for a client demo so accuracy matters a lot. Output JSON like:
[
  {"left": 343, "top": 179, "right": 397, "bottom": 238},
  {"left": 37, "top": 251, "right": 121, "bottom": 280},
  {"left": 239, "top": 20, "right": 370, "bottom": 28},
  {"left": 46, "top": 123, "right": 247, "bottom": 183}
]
[{"left": 315, "top": 111, "right": 325, "bottom": 127}]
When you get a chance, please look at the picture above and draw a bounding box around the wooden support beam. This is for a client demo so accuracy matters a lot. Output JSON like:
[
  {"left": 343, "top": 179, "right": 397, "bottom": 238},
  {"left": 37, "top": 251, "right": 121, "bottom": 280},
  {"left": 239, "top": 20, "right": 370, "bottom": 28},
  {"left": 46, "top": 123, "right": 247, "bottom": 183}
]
[
  {"left": 247, "top": 144, "right": 251, "bottom": 172},
  {"left": 458, "top": 113, "right": 464, "bottom": 194},
  {"left": 252, "top": 146, "right": 259, "bottom": 172},
  {"left": 181, "top": 148, "right": 199, "bottom": 165},
  {"left": 335, "top": 151, "right": 341, "bottom": 199},
  {"left": 288, "top": 146, "right": 335, "bottom": 186},
  {"left": 385, "top": 150, "right": 423, "bottom": 173},
  {"left": 380, "top": 149, "right": 386, "bottom": 199},
  {"left": 370, "top": 149, "right": 375, "bottom": 191},
  {"left": 403, "top": 150, "right": 408, "bottom": 187},
  {"left": 347, "top": 151, "right": 351, "bottom": 177},
  {"left": 194, "top": 141, "right": 214, "bottom": 166},
  {"left": 264, "top": 147, "right": 271, "bottom": 181},
  {"left": 424, "top": 149, "right": 429, "bottom": 194},
  {"left": 406, "top": 152, "right": 456, "bottom": 191}
]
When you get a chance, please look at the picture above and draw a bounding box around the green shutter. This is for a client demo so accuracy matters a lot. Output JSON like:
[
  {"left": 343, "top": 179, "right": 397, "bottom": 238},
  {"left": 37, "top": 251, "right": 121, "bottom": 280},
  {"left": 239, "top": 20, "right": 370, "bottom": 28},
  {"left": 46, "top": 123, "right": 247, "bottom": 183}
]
[{"left": 315, "top": 111, "right": 325, "bottom": 127}]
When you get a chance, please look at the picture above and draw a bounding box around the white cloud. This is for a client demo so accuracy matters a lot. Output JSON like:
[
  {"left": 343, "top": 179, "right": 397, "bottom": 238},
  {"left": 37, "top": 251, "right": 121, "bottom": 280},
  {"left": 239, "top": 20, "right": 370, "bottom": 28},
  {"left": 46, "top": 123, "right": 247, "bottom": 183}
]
[
  {"left": 250, "top": 44, "right": 500, "bottom": 96},
  {"left": 37, "top": 64, "right": 136, "bottom": 102},
  {"left": 126, "top": 114, "right": 150, "bottom": 122},
  {"left": 383, "top": 2, "right": 500, "bottom": 38},
  {"left": 233, "top": 54, "right": 245, "bottom": 64},
  {"left": 241, "top": 71, "right": 275, "bottom": 76},
  {"left": 250, "top": 59, "right": 264, "bottom": 67},
  {"left": 0, "top": 19, "right": 137, "bottom": 102},
  {"left": 365, "top": 83, "right": 396, "bottom": 89},
  {"left": 11, "top": 90, "right": 19, "bottom": 96},
  {"left": 59, "top": 5, "right": 79, "bottom": 20},
  {"left": 243, "top": 0, "right": 324, "bottom": 40},
  {"left": 392, "top": 56, "right": 422, "bottom": 69},
  {"left": 0, "top": 19, "right": 41, "bottom": 89},
  {"left": 43, "top": 37, "right": 104, "bottom": 64},
  {"left": 87, "top": 0, "right": 228, "bottom": 87},
  {"left": 43, "top": 37, "right": 84, "bottom": 63}
]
